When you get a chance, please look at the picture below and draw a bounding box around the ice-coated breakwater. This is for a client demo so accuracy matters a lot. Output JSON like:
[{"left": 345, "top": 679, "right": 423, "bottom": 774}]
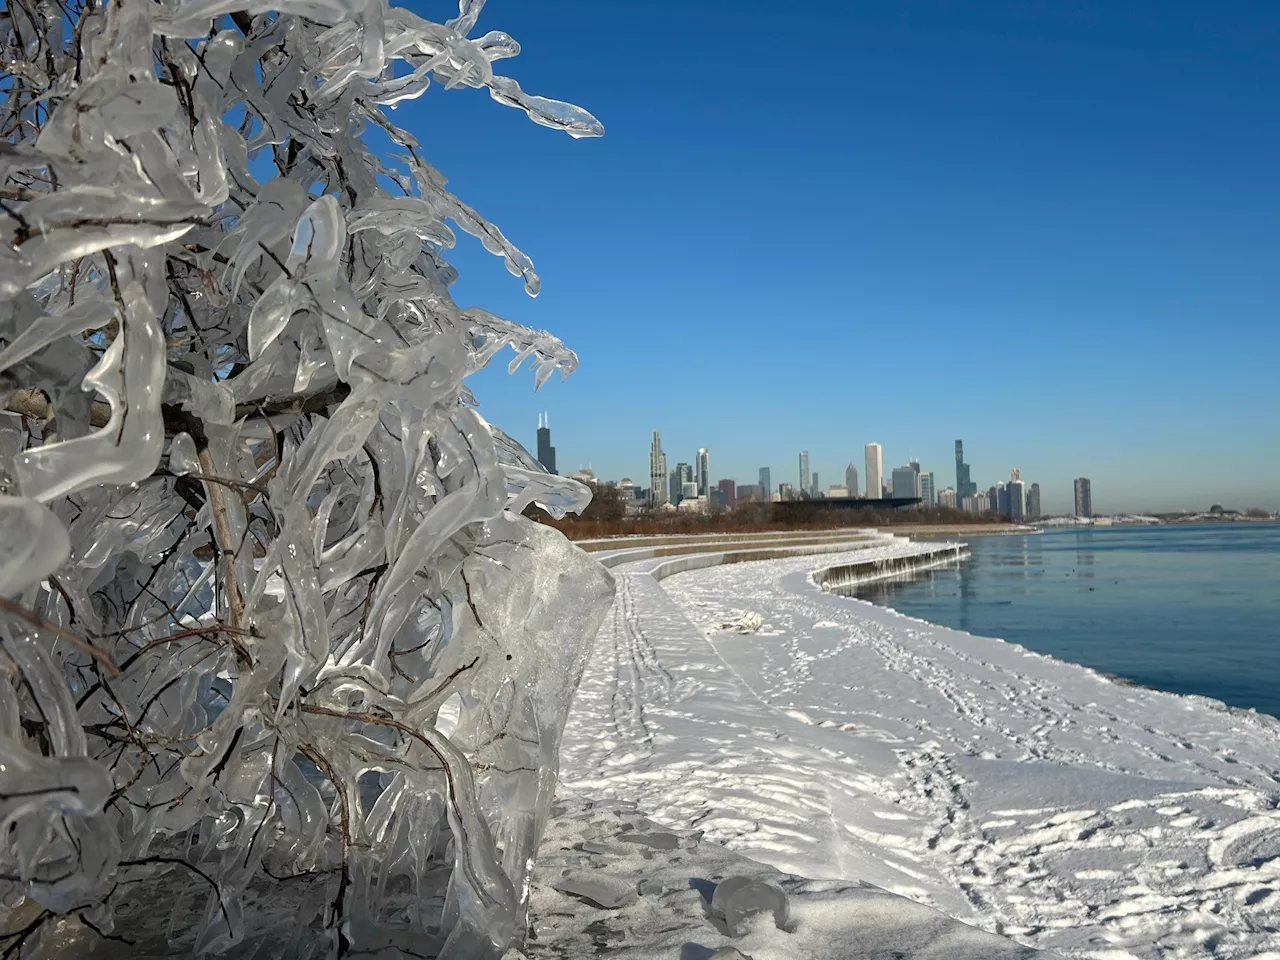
[
  {"left": 813, "top": 542, "right": 969, "bottom": 591},
  {"left": 580, "top": 528, "right": 965, "bottom": 583}
]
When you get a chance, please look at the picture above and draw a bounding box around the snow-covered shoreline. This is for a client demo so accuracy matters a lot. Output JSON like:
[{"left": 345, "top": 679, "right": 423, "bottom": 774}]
[{"left": 551, "top": 535, "right": 1280, "bottom": 959}]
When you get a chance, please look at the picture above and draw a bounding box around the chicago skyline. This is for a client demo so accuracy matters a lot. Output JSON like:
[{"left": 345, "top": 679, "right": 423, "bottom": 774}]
[
  {"left": 632, "top": 426, "right": 1057, "bottom": 517},
  {"left": 545, "top": 418, "right": 1245, "bottom": 517}
]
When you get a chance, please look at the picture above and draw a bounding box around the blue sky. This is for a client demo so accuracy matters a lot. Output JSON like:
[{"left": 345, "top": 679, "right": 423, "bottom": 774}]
[{"left": 399, "top": 0, "right": 1278, "bottom": 513}]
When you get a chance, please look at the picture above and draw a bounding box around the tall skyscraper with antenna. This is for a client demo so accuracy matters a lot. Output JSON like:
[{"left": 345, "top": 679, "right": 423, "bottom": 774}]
[
  {"left": 536, "top": 413, "right": 556, "bottom": 475},
  {"left": 955, "top": 440, "right": 975, "bottom": 501}
]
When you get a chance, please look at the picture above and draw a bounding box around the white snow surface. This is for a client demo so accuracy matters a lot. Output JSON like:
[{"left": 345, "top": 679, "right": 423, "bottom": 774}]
[
  {"left": 524, "top": 795, "right": 1046, "bottom": 960},
  {"left": 554, "top": 541, "right": 1280, "bottom": 960}
]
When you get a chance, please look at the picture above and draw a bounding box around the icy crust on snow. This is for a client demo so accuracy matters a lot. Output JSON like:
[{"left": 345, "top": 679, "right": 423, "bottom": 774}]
[
  {"left": 560, "top": 542, "right": 1280, "bottom": 959},
  {"left": 522, "top": 795, "right": 1051, "bottom": 960}
]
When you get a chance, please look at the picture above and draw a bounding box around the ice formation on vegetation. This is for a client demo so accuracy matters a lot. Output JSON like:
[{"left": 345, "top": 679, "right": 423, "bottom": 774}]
[{"left": 0, "top": 0, "right": 612, "bottom": 955}]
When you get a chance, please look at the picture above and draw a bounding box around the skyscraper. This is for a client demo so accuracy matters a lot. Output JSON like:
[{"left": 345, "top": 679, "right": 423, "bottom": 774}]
[
  {"left": 955, "top": 440, "right": 975, "bottom": 501},
  {"left": 865, "top": 443, "right": 882, "bottom": 500},
  {"left": 938, "top": 487, "right": 957, "bottom": 508},
  {"left": 648, "top": 431, "right": 667, "bottom": 505},
  {"left": 996, "top": 481, "right": 1009, "bottom": 516},
  {"left": 1027, "top": 483, "right": 1041, "bottom": 520},
  {"left": 920, "top": 472, "right": 935, "bottom": 506},
  {"left": 810, "top": 472, "right": 819, "bottom": 498},
  {"left": 759, "top": 467, "right": 771, "bottom": 498},
  {"left": 798, "top": 451, "right": 810, "bottom": 494},
  {"left": 1008, "top": 474, "right": 1025, "bottom": 521},
  {"left": 696, "top": 448, "right": 710, "bottom": 497},
  {"left": 673, "top": 461, "right": 693, "bottom": 504},
  {"left": 717, "top": 478, "right": 736, "bottom": 509},
  {"left": 891, "top": 465, "right": 921, "bottom": 499},
  {"left": 535, "top": 413, "right": 556, "bottom": 475},
  {"left": 844, "top": 462, "right": 859, "bottom": 497},
  {"left": 1074, "top": 477, "right": 1093, "bottom": 518}
]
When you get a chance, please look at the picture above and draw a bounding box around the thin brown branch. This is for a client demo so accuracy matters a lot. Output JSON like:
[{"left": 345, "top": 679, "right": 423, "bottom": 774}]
[{"left": 0, "top": 596, "right": 120, "bottom": 675}]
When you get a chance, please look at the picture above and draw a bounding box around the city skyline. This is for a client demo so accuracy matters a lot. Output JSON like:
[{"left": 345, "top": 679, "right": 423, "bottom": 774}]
[
  {"left": 549, "top": 419, "right": 1100, "bottom": 515},
  {"left": 434, "top": 2, "right": 1276, "bottom": 515},
  {"left": 520, "top": 419, "right": 1274, "bottom": 515}
]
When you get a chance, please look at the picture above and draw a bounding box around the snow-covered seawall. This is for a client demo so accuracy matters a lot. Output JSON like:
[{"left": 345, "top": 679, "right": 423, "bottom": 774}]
[
  {"left": 813, "top": 542, "right": 968, "bottom": 591},
  {"left": 555, "top": 532, "right": 1280, "bottom": 960}
]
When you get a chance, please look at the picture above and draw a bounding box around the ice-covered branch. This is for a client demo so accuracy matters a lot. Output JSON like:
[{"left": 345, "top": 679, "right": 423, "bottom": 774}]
[{"left": 0, "top": 0, "right": 613, "bottom": 955}]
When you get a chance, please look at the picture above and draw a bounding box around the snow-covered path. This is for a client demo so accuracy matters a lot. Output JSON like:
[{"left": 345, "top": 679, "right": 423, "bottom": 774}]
[{"left": 558, "top": 542, "right": 1280, "bottom": 960}]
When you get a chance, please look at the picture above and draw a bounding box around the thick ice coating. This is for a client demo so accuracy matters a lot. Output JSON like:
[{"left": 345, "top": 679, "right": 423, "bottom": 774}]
[{"left": 0, "top": 0, "right": 612, "bottom": 956}]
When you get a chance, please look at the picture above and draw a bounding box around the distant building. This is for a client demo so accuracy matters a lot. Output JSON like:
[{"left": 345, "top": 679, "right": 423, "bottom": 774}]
[
  {"left": 717, "top": 478, "right": 736, "bottom": 509},
  {"left": 681, "top": 480, "right": 698, "bottom": 501},
  {"left": 758, "top": 467, "right": 771, "bottom": 498},
  {"left": 920, "top": 472, "right": 935, "bottom": 506},
  {"left": 865, "top": 443, "right": 883, "bottom": 500},
  {"left": 670, "top": 463, "right": 692, "bottom": 505},
  {"left": 1008, "top": 475, "right": 1025, "bottom": 521},
  {"left": 938, "top": 487, "right": 957, "bottom": 508},
  {"left": 1026, "top": 482, "right": 1041, "bottom": 520},
  {"left": 696, "top": 448, "right": 710, "bottom": 497},
  {"left": 844, "top": 462, "right": 859, "bottom": 498},
  {"left": 955, "top": 440, "right": 976, "bottom": 502},
  {"left": 810, "top": 472, "right": 819, "bottom": 498},
  {"left": 995, "top": 481, "right": 1009, "bottom": 516},
  {"left": 799, "top": 451, "right": 810, "bottom": 494},
  {"left": 1074, "top": 477, "right": 1093, "bottom": 518},
  {"left": 618, "top": 478, "right": 635, "bottom": 501},
  {"left": 567, "top": 467, "right": 596, "bottom": 486},
  {"left": 736, "top": 483, "right": 761, "bottom": 502},
  {"left": 963, "top": 490, "right": 989, "bottom": 514},
  {"left": 677, "top": 496, "right": 706, "bottom": 514},
  {"left": 649, "top": 431, "right": 667, "bottom": 506},
  {"left": 536, "top": 413, "right": 557, "bottom": 475},
  {"left": 779, "top": 482, "right": 795, "bottom": 501},
  {"left": 668, "top": 470, "right": 681, "bottom": 505},
  {"left": 827, "top": 486, "right": 850, "bottom": 498},
  {"left": 709, "top": 488, "right": 727, "bottom": 510},
  {"left": 891, "top": 465, "right": 920, "bottom": 499}
]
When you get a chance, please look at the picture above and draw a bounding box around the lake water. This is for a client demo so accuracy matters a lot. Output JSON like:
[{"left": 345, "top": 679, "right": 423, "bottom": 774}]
[{"left": 850, "top": 523, "right": 1280, "bottom": 717}]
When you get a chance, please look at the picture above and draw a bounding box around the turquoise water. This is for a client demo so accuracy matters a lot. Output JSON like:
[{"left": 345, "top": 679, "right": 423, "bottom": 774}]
[{"left": 852, "top": 524, "right": 1280, "bottom": 717}]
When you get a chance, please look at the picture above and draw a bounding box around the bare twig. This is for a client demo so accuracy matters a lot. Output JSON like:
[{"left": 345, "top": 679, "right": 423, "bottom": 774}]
[{"left": 0, "top": 596, "right": 120, "bottom": 674}]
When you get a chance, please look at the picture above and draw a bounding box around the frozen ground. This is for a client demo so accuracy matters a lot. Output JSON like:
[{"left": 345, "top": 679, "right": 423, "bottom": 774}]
[{"left": 553, "top": 541, "right": 1280, "bottom": 960}]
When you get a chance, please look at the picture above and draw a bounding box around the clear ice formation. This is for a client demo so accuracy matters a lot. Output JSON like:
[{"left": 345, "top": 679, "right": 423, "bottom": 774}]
[
  {"left": 711, "top": 877, "right": 791, "bottom": 938},
  {"left": 0, "top": 0, "right": 612, "bottom": 956}
]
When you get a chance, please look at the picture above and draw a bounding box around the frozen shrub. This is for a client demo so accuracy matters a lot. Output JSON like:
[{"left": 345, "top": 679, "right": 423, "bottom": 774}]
[{"left": 0, "top": 0, "right": 612, "bottom": 955}]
